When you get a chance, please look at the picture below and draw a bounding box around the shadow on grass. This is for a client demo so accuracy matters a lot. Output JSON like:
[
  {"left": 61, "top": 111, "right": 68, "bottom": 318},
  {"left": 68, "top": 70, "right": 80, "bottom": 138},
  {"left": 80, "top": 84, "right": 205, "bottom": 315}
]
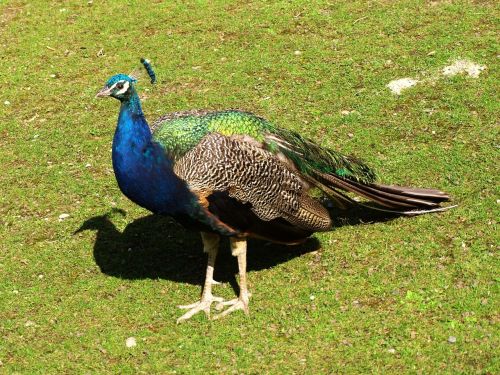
[{"left": 75, "top": 206, "right": 400, "bottom": 288}]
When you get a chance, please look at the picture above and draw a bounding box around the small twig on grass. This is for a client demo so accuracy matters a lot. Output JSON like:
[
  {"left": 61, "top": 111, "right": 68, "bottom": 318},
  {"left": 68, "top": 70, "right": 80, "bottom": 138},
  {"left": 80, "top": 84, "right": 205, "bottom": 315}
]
[{"left": 353, "top": 16, "right": 368, "bottom": 24}]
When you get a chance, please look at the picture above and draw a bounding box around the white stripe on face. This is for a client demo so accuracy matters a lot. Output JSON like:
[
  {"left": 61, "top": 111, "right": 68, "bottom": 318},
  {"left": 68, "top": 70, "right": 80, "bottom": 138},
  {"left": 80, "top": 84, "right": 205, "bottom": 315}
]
[{"left": 114, "top": 80, "right": 130, "bottom": 95}]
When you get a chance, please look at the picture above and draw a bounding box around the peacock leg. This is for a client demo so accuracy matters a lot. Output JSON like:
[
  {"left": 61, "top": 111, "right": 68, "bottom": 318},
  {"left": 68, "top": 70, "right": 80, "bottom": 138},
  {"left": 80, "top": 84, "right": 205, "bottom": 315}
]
[
  {"left": 176, "top": 232, "right": 224, "bottom": 323},
  {"left": 212, "top": 237, "right": 251, "bottom": 319}
]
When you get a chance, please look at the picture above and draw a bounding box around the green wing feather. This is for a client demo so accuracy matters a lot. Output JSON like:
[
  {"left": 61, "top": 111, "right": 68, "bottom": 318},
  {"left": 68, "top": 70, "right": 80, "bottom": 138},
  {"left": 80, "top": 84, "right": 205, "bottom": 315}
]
[
  {"left": 264, "top": 126, "right": 376, "bottom": 183},
  {"left": 152, "top": 109, "right": 376, "bottom": 183}
]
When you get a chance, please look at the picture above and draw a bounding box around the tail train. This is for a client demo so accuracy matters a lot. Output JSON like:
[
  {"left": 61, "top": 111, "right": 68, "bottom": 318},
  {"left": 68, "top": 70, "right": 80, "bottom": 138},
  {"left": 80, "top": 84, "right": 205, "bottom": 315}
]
[
  {"left": 313, "top": 172, "right": 455, "bottom": 215},
  {"left": 263, "top": 126, "right": 454, "bottom": 216}
]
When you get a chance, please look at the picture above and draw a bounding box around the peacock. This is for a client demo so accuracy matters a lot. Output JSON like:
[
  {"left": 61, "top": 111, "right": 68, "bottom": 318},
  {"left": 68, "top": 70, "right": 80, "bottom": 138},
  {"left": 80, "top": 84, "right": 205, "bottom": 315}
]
[{"left": 95, "top": 59, "right": 452, "bottom": 323}]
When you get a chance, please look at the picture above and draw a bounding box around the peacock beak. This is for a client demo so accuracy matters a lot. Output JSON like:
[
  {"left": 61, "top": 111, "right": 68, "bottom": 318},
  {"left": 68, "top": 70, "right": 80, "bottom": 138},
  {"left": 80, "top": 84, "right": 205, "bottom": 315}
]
[{"left": 96, "top": 86, "right": 113, "bottom": 98}]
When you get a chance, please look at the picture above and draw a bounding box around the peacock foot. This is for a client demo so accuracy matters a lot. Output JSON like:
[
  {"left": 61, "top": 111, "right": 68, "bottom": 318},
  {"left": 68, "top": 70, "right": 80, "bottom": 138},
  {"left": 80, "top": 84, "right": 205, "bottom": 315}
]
[
  {"left": 212, "top": 291, "right": 252, "bottom": 320},
  {"left": 176, "top": 293, "right": 225, "bottom": 323}
]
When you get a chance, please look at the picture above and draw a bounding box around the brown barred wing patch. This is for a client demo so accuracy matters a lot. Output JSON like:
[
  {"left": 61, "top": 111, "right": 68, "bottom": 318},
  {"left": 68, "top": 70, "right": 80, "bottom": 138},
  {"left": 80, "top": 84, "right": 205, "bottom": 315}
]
[{"left": 173, "top": 133, "right": 330, "bottom": 231}]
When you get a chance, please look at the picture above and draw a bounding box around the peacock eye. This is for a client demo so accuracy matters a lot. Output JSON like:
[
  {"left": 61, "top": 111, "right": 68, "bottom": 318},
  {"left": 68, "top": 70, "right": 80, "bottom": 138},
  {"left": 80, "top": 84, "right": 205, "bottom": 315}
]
[{"left": 116, "top": 82, "right": 124, "bottom": 89}]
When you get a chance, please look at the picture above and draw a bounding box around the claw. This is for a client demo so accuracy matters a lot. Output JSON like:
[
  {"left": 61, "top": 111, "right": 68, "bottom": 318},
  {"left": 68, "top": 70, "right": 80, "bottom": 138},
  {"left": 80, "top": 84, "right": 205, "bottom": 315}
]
[
  {"left": 212, "top": 298, "right": 249, "bottom": 320},
  {"left": 177, "top": 302, "right": 201, "bottom": 310},
  {"left": 212, "top": 292, "right": 251, "bottom": 319},
  {"left": 176, "top": 295, "right": 225, "bottom": 323}
]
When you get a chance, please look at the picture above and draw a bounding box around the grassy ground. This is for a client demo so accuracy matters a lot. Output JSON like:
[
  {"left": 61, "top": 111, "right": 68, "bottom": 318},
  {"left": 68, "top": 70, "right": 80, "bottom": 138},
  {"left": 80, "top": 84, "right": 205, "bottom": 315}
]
[{"left": 0, "top": 0, "right": 498, "bottom": 373}]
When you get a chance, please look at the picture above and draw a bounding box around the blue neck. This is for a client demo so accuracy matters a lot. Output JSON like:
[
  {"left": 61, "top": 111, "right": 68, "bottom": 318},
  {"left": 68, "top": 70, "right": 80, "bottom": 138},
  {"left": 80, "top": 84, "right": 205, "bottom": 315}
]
[
  {"left": 115, "top": 93, "right": 150, "bottom": 150},
  {"left": 122, "top": 92, "right": 144, "bottom": 117},
  {"left": 111, "top": 92, "right": 192, "bottom": 214}
]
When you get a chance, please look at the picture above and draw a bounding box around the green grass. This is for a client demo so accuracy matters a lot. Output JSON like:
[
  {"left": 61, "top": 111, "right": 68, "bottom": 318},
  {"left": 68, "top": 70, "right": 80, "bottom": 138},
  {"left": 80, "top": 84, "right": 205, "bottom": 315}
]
[{"left": 1, "top": 0, "right": 498, "bottom": 373}]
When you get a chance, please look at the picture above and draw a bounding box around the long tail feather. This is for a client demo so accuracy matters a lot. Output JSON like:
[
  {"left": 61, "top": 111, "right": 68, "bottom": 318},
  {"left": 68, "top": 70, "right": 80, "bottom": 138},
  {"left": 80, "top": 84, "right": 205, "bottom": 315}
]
[
  {"left": 315, "top": 172, "right": 452, "bottom": 213},
  {"left": 303, "top": 175, "right": 355, "bottom": 210},
  {"left": 355, "top": 202, "right": 457, "bottom": 216},
  {"left": 371, "top": 183, "right": 449, "bottom": 201}
]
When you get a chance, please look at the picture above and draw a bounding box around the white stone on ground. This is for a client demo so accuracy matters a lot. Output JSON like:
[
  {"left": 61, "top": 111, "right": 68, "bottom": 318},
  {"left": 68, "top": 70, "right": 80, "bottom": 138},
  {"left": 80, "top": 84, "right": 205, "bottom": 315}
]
[
  {"left": 386, "top": 78, "right": 419, "bottom": 95},
  {"left": 125, "top": 337, "right": 137, "bottom": 348},
  {"left": 58, "top": 213, "right": 70, "bottom": 221},
  {"left": 442, "top": 59, "right": 485, "bottom": 78},
  {"left": 386, "top": 59, "right": 485, "bottom": 95}
]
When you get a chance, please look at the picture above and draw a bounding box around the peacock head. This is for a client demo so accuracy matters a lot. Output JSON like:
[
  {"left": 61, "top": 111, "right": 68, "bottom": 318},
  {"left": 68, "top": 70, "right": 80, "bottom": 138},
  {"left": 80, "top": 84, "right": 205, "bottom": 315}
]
[
  {"left": 96, "top": 74, "right": 137, "bottom": 101},
  {"left": 96, "top": 58, "right": 156, "bottom": 101}
]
